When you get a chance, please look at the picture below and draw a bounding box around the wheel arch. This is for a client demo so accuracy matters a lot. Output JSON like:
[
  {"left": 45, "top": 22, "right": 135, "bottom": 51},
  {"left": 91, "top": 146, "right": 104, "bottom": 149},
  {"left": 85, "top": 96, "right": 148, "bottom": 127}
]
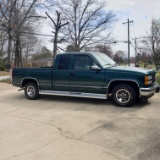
[
  {"left": 108, "top": 80, "right": 140, "bottom": 96},
  {"left": 21, "top": 78, "right": 39, "bottom": 88}
]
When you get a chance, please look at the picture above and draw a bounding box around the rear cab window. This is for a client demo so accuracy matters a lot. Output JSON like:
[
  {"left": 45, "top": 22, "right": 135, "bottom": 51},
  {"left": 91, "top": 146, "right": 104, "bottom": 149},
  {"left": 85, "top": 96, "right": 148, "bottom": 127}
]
[{"left": 57, "top": 54, "right": 71, "bottom": 70}]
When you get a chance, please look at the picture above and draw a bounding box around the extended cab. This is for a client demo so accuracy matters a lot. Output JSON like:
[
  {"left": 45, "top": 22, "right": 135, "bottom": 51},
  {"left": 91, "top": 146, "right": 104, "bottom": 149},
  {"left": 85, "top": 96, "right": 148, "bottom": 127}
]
[{"left": 12, "top": 52, "right": 160, "bottom": 107}]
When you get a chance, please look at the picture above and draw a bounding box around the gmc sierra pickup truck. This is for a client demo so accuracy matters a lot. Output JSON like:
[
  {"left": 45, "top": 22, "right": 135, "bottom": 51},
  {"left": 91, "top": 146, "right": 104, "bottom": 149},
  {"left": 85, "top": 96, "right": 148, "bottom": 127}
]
[{"left": 12, "top": 52, "right": 159, "bottom": 107}]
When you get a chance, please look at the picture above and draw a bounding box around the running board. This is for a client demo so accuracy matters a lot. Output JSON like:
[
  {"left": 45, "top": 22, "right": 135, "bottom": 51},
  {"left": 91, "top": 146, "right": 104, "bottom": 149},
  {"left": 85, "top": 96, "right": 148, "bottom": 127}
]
[{"left": 39, "top": 90, "right": 107, "bottom": 99}]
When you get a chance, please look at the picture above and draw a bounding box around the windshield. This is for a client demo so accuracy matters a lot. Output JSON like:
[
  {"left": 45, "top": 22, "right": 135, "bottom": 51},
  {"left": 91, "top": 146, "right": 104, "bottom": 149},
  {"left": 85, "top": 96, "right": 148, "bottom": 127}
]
[{"left": 92, "top": 52, "right": 116, "bottom": 68}]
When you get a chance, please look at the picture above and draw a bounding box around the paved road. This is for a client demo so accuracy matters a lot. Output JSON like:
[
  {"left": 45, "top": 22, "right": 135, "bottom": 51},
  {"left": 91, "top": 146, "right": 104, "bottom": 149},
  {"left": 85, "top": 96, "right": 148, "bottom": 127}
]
[{"left": 0, "top": 83, "right": 160, "bottom": 160}]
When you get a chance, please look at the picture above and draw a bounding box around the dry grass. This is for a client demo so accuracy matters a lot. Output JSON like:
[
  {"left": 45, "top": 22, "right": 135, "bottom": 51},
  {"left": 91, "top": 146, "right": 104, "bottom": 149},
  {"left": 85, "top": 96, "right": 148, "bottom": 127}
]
[{"left": 0, "top": 71, "right": 10, "bottom": 76}]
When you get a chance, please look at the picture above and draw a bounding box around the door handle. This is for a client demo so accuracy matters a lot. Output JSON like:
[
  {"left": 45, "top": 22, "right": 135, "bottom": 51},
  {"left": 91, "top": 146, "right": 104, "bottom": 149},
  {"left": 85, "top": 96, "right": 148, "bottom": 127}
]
[{"left": 70, "top": 73, "right": 75, "bottom": 76}]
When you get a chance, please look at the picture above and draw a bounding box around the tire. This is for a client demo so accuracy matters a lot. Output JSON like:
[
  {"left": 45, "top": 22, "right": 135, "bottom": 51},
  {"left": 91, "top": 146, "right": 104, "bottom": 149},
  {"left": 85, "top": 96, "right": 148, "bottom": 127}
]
[
  {"left": 24, "top": 82, "right": 40, "bottom": 100},
  {"left": 112, "top": 84, "right": 137, "bottom": 107}
]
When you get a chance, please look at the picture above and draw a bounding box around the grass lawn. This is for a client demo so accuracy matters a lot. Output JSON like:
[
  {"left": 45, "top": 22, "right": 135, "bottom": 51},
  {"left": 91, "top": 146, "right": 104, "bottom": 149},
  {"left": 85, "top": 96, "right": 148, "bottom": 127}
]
[
  {"left": 0, "top": 71, "right": 10, "bottom": 76},
  {"left": 156, "top": 72, "right": 160, "bottom": 85}
]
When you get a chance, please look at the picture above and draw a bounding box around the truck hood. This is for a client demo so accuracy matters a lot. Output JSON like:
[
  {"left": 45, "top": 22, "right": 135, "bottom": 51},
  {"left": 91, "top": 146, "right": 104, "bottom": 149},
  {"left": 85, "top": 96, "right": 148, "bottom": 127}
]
[{"left": 109, "top": 65, "right": 155, "bottom": 74}]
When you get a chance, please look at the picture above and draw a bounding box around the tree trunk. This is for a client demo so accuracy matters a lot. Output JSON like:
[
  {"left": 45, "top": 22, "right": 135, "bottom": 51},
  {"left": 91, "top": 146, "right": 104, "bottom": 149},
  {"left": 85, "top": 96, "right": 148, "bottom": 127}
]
[
  {"left": 15, "top": 35, "right": 20, "bottom": 67},
  {"left": 26, "top": 47, "right": 29, "bottom": 67},
  {"left": 7, "top": 32, "right": 12, "bottom": 66},
  {"left": 19, "top": 39, "right": 22, "bottom": 67},
  {"left": 53, "top": 33, "right": 58, "bottom": 62}
]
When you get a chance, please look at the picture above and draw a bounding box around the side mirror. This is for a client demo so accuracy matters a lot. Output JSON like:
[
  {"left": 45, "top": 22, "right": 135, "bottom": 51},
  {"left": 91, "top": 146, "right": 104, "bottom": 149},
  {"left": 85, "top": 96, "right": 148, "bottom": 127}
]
[{"left": 90, "top": 65, "right": 100, "bottom": 71}]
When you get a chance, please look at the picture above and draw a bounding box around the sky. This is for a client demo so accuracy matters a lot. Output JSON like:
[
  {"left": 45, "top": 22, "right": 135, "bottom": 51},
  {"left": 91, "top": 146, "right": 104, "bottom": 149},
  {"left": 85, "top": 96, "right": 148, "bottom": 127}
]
[
  {"left": 40, "top": 0, "right": 160, "bottom": 57},
  {"left": 106, "top": 0, "right": 160, "bottom": 56}
]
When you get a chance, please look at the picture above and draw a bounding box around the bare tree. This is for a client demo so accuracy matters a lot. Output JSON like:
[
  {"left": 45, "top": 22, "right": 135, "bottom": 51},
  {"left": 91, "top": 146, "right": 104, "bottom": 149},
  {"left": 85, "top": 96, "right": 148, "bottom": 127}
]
[
  {"left": 45, "top": 11, "right": 68, "bottom": 60},
  {"left": 56, "top": 0, "right": 116, "bottom": 51},
  {"left": 0, "top": 0, "right": 16, "bottom": 66},
  {"left": 20, "top": 30, "right": 40, "bottom": 66},
  {"left": 0, "top": 0, "right": 45, "bottom": 67},
  {"left": 96, "top": 45, "right": 113, "bottom": 57},
  {"left": 0, "top": 12, "right": 7, "bottom": 59},
  {"left": 143, "top": 19, "right": 160, "bottom": 70},
  {"left": 12, "top": 0, "right": 40, "bottom": 67},
  {"left": 0, "top": 29, "right": 7, "bottom": 58}
]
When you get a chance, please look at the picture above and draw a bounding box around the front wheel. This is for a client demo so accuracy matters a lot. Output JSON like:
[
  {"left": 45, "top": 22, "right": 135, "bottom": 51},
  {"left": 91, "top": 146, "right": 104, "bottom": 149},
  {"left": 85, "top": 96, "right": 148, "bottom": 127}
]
[
  {"left": 112, "top": 84, "right": 137, "bottom": 107},
  {"left": 24, "top": 82, "right": 40, "bottom": 100}
]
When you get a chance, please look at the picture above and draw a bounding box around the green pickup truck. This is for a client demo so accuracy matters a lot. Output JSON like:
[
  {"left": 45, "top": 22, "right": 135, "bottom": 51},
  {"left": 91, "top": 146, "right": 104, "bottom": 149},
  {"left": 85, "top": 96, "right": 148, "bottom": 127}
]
[{"left": 12, "top": 52, "right": 159, "bottom": 107}]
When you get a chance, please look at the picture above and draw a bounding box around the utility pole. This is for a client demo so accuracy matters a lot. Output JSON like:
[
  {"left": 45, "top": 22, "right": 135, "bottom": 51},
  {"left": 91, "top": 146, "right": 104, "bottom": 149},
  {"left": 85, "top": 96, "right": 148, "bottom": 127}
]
[
  {"left": 123, "top": 19, "right": 133, "bottom": 66},
  {"left": 134, "top": 38, "right": 137, "bottom": 65},
  {"left": 132, "top": 37, "right": 138, "bottom": 65}
]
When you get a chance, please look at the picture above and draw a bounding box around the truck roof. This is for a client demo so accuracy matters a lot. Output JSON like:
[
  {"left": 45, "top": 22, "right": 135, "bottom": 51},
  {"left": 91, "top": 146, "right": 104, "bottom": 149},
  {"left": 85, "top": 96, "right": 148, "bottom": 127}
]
[{"left": 57, "top": 52, "right": 102, "bottom": 56}]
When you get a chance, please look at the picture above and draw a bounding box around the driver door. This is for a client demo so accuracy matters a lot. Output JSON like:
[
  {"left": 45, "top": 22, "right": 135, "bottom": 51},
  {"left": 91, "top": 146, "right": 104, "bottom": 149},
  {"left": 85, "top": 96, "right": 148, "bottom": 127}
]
[{"left": 69, "top": 55, "right": 105, "bottom": 94}]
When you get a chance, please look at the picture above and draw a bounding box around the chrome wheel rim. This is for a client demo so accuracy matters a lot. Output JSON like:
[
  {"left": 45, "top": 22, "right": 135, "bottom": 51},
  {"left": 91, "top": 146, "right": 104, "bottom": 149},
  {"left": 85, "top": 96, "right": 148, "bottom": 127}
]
[
  {"left": 116, "top": 89, "right": 130, "bottom": 104},
  {"left": 27, "top": 86, "right": 35, "bottom": 97}
]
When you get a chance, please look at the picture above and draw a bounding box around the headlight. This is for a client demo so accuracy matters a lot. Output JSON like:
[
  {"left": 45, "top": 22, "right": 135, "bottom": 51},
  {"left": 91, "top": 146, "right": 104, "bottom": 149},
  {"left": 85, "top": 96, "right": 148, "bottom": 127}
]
[{"left": 144, "top": 75, "right": 153, "bottom": 85}]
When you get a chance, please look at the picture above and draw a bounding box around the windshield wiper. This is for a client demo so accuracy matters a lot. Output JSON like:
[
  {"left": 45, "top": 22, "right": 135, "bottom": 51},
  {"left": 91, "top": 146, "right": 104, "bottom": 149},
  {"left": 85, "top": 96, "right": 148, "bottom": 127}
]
[
  {"left": 103, "top": 63, "right": 111, "bottom": 66},
  {"left": 103, "top": 63, "right": 117, "bottom": 67},
  {"left": 111, "top": 64, "right": 117, "bottom": 67}
]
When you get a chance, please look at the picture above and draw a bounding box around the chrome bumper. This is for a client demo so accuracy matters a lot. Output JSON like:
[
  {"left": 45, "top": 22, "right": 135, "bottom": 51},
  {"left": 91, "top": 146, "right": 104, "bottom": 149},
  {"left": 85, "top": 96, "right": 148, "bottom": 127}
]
[{"left": 140, "top": 82, "right": 160, "bottom": 98}]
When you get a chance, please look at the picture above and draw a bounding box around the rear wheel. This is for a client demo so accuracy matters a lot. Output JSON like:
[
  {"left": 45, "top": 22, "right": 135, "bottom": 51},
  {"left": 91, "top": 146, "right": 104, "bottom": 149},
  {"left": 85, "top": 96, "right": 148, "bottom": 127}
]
[
  {"left": 24, "top": 82, "right": 39, "bottom": 100},
  {"left": 112, "top": 84, "right": 137, "bottom": 107}
]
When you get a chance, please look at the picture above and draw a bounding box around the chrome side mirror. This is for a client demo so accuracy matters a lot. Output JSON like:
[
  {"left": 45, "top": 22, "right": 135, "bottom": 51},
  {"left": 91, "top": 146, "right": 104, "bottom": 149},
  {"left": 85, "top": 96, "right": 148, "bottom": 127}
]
[{"left": 90, "top": 65, "right": 100, "bottom": 71}]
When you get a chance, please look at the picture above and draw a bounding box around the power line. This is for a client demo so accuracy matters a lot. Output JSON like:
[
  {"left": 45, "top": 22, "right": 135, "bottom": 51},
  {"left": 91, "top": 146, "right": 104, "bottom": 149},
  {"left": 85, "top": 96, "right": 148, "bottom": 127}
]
[
  {"left": 130, "top": 21, "right": 137, "bottom": 39},
  {"left": 0, "top": 28, "right": 54, "bottom": 37},
  {"left": 0, "top": 28, "right": 131, "bottom": 45}
]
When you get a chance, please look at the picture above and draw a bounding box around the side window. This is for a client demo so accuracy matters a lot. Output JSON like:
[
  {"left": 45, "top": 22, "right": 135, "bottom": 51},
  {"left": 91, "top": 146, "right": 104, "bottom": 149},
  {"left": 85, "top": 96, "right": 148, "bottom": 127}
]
[
  {"left": 73, "top": 55, "right": 95, "bottom": 70},
  {"left": 57, "top": 55, "right": 71, "bottom": 70}
]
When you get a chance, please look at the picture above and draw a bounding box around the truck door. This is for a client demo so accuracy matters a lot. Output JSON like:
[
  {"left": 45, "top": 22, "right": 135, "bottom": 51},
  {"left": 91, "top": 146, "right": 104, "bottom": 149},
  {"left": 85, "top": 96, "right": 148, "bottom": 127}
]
[
  {"left": 53, "top": 54, "right": 71, "bottom": 91},
  {"left": 69, "top": 55, "right": 105, "bottom": 94}
]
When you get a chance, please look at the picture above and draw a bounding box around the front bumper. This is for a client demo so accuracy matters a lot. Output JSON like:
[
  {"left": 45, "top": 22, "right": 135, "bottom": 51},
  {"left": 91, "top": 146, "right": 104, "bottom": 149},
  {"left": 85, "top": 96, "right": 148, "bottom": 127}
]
[{"left": 140, "top": 82, "right": 160, "bottom": 98}]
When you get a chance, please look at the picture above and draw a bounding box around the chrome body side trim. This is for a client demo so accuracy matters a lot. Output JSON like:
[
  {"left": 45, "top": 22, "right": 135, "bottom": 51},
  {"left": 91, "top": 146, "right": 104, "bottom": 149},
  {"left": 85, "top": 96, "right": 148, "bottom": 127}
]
[
  {"left": 55, "top": 84, "right": 107, "bottom": 89},
  {"left": 21, "top": 77, "right": 39, "bottom": 85},
  {"left": 39, "top": 90, "right": 107, "bottom": 99},
  {"left": 12, "top": 82, "right": 21, "bottom": 85},
  {"left": 39, "top": 84, "right": 52, "bottom": 86},
  {"left": 140, "top": 82, "right": 159, "bottom": 97},
  {"left": 21, "top": 78, "right": 52, "bottom": 89},
  {"left": 107, "top": 79, "right": 140, "bottom": 88}
]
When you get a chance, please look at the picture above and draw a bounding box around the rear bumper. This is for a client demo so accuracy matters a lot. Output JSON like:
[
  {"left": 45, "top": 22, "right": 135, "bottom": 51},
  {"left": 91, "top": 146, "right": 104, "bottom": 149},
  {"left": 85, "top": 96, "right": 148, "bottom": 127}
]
[
  {"left": 12, "top": 82, "right": 22, "bottom": 88},
  {"left": 140, "top": 82, "right": 160, "bottom": 98}
]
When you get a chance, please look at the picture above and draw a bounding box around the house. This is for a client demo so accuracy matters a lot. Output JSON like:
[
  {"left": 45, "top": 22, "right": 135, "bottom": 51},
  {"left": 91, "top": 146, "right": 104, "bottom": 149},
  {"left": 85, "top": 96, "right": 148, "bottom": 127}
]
[{"left": 32, "top": 58, "right": 53, "bottom": 67}]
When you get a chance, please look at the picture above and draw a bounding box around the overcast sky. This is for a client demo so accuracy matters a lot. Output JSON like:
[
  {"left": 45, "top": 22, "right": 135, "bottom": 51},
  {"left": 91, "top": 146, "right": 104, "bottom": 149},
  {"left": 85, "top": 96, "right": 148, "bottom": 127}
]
[{"left": 41, "top": 0, "right": 160, "bottom": 57}]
